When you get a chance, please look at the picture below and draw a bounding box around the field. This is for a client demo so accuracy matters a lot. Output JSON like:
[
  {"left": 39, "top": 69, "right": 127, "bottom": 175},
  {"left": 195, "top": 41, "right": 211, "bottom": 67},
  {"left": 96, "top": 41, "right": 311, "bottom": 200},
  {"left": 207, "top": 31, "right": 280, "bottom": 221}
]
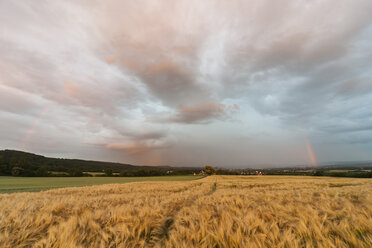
[
  {"left": 0, "top": 176, "right": 203, "bottom": 193},
  {"left": 0, "top": 176, "right": 371, "bottom": 248}
]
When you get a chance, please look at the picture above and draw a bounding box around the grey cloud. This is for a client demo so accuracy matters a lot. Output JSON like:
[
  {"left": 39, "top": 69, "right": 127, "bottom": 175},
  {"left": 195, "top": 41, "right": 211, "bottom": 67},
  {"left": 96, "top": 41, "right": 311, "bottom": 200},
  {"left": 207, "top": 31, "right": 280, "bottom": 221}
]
[
  {"left": 138, "top": 60, "right": 209, "bottom": 107},
  {"left": 105, "top": 141, "right": 168, "bottom": 156},
  {"left": 322, "top": 124, "right": 372, "bottom": 134},
  {"left": 0, "top": 85, "right": 46, "bottom": 116},
  {"left": 126, "top": 131, "right": 166, "bottom": 141},
  {"left": 336, "top": 78, "right": 372, "bottom": 98},
  {"left": 165, "top": 102, "right": 239, "bottom": 124}
]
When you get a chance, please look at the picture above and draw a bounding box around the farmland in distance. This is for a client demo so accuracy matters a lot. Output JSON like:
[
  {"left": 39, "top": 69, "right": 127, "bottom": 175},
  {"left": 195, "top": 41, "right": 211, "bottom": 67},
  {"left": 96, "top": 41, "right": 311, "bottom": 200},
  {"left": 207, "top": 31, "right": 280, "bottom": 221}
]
[{"left": 0, "top": 175, "right": 203, "bottom": 193}]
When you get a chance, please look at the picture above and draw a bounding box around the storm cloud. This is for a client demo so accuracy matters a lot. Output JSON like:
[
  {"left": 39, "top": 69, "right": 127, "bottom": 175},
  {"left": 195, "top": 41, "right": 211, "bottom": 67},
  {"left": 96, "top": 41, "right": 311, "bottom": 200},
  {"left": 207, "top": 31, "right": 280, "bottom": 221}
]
[{"left": 1, "top": 0, "right": 372, "bottom": 167}]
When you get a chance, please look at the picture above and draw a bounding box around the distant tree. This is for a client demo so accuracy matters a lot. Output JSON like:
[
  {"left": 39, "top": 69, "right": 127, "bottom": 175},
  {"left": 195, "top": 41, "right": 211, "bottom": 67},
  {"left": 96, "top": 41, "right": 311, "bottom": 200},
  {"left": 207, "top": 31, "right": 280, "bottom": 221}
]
[
  {"left": 104, "top": 168, "right": 113, "bottom": 176},
  {"left": 10, "top": 158, "right": 18, "bottom": 167},
  {"left": 366, "top": 171, "right": 372, "bottom": 178},
  {"left": 19, "top": 158, "right": 30, "bottom": 169},
  {"left": 120, "top": 170, "right": 134, "bottom": 177},
  {"left": 0, "top": 155, "right": 10, "bottom": 175},
  {"left": 68, "top": 168, "right": 83, "bottom": 177},
  {"left": 204, "top": 165, "right": 216, "bottom": 175},
  {"left": 36, "top": 166, "right": 49, "bottom": 177},
  {"left": 119, "top": 168, "right": 167, "bottom": 177},
  {"left": 11, "top": 167, "right": 24, "bottom": 176},
  {"left": 314, "top": 170, "right": 324, "bottom": 176}
]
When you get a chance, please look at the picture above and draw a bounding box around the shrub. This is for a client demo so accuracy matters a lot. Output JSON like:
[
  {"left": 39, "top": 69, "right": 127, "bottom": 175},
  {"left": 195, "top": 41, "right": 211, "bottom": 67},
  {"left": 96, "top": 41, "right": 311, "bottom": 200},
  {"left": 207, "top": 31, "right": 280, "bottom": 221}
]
[
  {"left": 104, "top": 168, "right": 113, "bottom": 176},
  {"left": 204, "top": 165, "right": 216, "bottom": 175}
]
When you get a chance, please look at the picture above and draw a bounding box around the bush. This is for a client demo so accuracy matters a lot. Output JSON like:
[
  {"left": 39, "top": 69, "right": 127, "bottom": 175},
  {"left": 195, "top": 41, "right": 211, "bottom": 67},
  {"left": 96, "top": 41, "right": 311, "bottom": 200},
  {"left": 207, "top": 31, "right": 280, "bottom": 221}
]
[
  {"left": 313, "top": 170, "right": 324, "bottom": 176},
  {"left": 204, "top": 165, "right": 216, "bottom": 175},
  {"left": 119, "top": 169, "right": 167, "bottom": 177},
  {"left": 36, "top": 166, "right": 49, "bottom": 177},
  {"left": 104, "top": 168, "right": 113, "bottom": 176},
  {"left": 68, "top": 168, "right": 83, "bottom": 177},
  {"left": 11, "top": 167, "right": 24, "bottom": 176}
]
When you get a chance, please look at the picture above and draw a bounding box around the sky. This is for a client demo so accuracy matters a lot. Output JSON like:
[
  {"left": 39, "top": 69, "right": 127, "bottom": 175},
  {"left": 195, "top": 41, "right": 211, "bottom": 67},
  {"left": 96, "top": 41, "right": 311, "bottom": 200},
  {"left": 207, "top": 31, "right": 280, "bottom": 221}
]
[{"left": 1, "top": 0, "right": 372, "bottom": 168}]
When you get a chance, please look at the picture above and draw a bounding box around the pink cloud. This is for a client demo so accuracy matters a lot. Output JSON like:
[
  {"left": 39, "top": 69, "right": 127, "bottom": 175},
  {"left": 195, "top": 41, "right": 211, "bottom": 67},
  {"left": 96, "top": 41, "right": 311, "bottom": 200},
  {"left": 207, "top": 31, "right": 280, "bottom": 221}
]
[
  {"left": 106, "top": 142, "right": 166, "bottom": 156},
  {"left": 166, "top": 102, "right": 239, "bottom": 124}
]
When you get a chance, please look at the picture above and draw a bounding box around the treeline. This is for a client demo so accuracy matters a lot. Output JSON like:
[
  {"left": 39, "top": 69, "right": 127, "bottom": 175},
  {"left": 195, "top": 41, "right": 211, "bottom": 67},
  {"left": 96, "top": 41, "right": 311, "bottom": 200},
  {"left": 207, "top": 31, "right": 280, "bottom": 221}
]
[
  {"left": 118, "top": 168, "right": 199, "bottom": 177},
  {"left": 263, "top": 170, "right": 372, "bottom": 178},
  {"left": 313, "top": 170, "right": 372, "bottom": 178},
  {"left": 216, "top": 168, "right": 372, "bottom": 178},
  {"left": 0, "top": 150, "right": 199, "bottom": 177}
]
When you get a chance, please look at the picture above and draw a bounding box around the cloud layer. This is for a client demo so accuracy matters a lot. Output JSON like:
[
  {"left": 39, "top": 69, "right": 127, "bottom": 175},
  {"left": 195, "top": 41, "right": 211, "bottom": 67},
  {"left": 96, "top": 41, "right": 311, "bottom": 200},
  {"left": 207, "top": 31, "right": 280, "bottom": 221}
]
[{"left": 1, "top": 0, "right": 372, "bottom": 167}]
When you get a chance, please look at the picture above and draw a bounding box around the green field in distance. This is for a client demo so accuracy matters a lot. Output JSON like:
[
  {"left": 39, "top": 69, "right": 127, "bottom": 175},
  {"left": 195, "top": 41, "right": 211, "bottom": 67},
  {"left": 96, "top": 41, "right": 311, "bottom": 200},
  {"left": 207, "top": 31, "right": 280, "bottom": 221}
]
[{"left": 0, "top": 175, "right": 204, "bottom": 194}]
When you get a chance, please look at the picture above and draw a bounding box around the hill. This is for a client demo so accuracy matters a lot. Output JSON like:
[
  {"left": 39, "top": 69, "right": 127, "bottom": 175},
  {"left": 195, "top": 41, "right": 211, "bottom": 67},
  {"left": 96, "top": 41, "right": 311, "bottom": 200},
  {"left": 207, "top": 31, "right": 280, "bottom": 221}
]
[{"left": 0, "top": 150, "right": 199, "bottom": 176}]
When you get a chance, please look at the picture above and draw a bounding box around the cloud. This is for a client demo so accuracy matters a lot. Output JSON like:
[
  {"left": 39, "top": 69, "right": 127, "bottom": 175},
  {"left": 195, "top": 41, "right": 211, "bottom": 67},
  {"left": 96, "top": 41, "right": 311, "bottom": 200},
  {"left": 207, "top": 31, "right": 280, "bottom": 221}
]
[
  {"left": 1, "top": 0, "right": 372, "bottom": 166},
  {"left": 165, "top": 102, "right": 239, "bottom": 124},
  {"left": 0, "top": 84, "right": 46, "bottom": 116},
  {"left": 106, "top": 141, "right": 167, "bottom": 156}
]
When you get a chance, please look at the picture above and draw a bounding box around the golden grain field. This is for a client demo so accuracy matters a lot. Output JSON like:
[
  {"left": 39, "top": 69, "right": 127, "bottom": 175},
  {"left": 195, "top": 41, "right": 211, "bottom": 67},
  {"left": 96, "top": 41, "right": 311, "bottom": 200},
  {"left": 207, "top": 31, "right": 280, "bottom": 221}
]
[{"left": 0, "top": 176, "right": 371, "bottom": 248}]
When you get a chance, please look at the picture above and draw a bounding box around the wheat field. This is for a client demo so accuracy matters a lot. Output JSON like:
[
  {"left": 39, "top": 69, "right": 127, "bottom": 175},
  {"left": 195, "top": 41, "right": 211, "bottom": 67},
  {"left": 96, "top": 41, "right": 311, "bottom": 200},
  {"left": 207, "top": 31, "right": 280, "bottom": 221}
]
[{"left": 0, "top": 176, "right": 371, "bottom": 248}]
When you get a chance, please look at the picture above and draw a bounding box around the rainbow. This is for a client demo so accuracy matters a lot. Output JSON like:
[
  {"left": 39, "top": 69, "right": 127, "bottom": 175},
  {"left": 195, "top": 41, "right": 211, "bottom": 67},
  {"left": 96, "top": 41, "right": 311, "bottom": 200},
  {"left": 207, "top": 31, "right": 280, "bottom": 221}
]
[{"left": 305, "top": 138, "right": 317, "bottom": 167}]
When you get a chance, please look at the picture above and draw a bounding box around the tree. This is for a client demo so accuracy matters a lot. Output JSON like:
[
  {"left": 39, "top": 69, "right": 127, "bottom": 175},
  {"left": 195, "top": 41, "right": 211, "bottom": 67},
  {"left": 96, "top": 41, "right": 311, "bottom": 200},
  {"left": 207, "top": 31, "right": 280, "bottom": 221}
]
[
  {"left": 68, "top": 168, "right": 83, "bottom": 177},
  {"left": 204, "top": 165, "right": 216, "bottom": 175},
  {"left": 120, "top": 170, "right": 135, "bottom": 177},
  {"left": 36, "top": 166, "right": 49, "bottom": 177},
  {"left": 11, "top": 167, "right": 24, "bottom": 176},
  {"left": 314, "top": 170, "right": 324, "bottom": 176},
  {"left": 104, "top": 168, "right": 113, "bottom": 176}
]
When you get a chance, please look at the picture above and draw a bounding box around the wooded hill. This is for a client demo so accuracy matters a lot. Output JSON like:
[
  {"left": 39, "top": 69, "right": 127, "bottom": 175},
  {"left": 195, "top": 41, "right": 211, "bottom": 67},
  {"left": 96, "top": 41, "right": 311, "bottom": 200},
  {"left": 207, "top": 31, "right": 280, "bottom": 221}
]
[{"left": 0, "top": 150, "right": 200, "bottom": 177}]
